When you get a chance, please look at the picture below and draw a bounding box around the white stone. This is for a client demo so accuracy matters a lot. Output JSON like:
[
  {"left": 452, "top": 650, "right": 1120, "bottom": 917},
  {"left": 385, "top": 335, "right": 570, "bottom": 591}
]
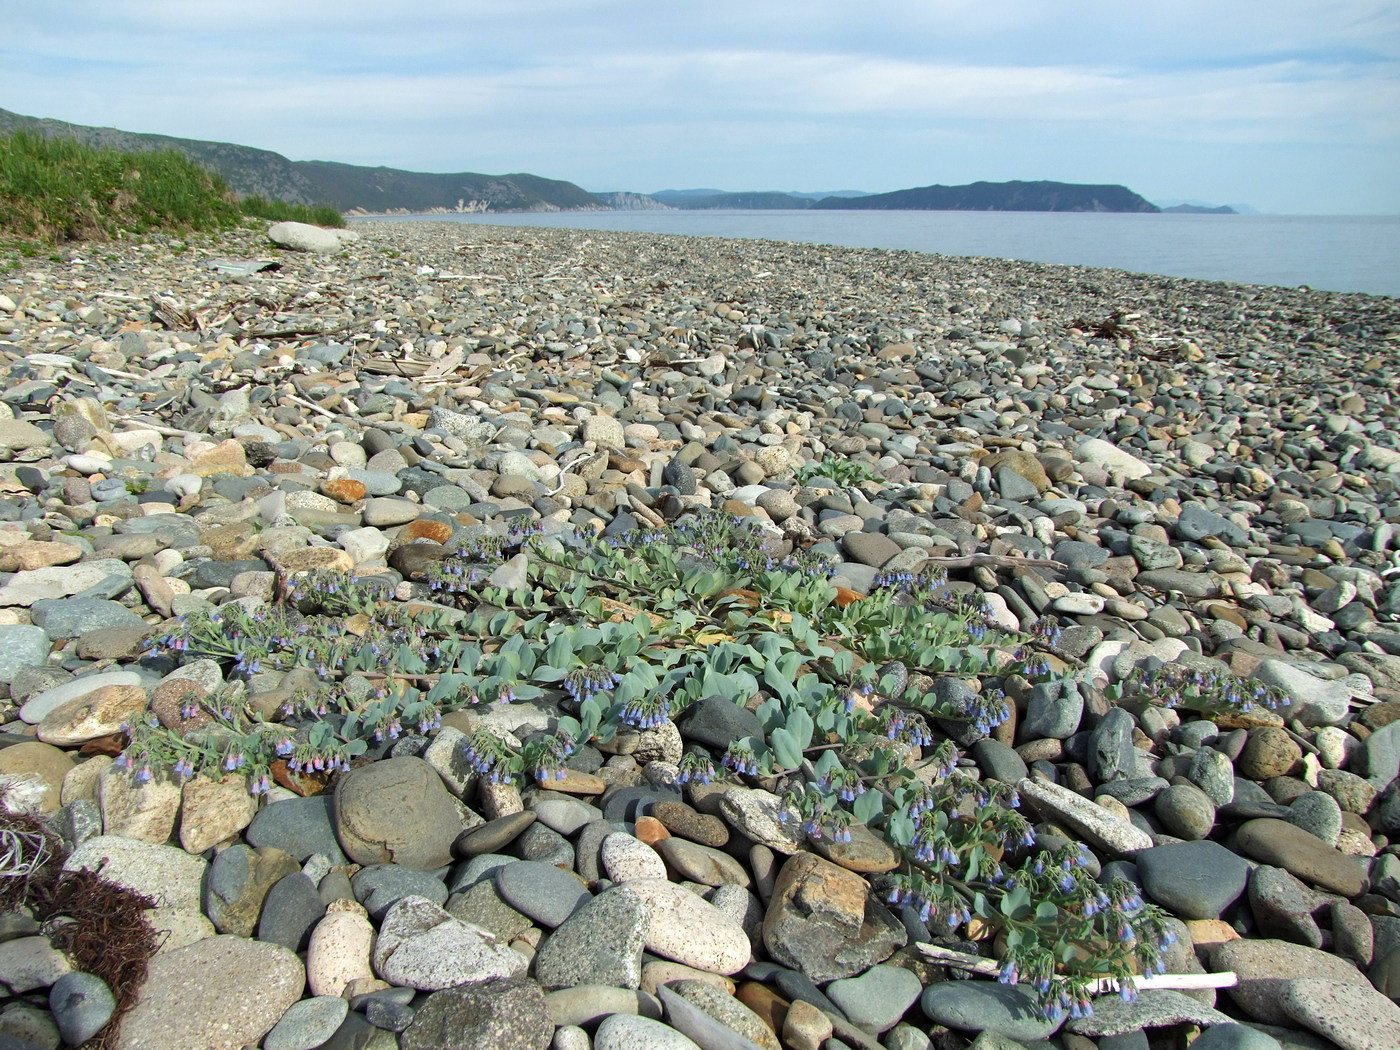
[
  {"left": 19, "top": 670, "right": 143, "bottom": 724},
  {"left": 63, "top": 836, "right": 206, "bottom": 911},
  {"left": 1076, "top": 437, "right": 1153, "bottom": 480},
  {"left": 0, "top": 936, "right": 72, "bottom": 993},
  {"left": 600, "top": 833, "right": 668, "bottom": 883},
  {"left": 1314, "top": 727, "right": 1358, "bottom": 770},
  {"left": 306, "top": 900, "right": 375, "bottom": 998},
  {"left": 718, "top": 788, "right": 804, "bottom": 853},
  {"left": 0, "top": 559, "right": 132, "bottom": 607},
  {"left": 1255, "top": 660, "right": 1370, "bottom": 727},
  {"left": 337, "top": 526, "right": 390, "bottom": 566},
  {"left": 1051, "top": 593, "right": 1106, "bottom": 616},
  {"left": 179, "top": 775, "right": 258, "bottom": 854},
  {"left": 147, "top": 907, "right": 217, "bottom": 954},
  {"left": 1017, "top": 777, "right": 1155, "bottom": 855},
  {"left": 97, "top": 763, "right": 181, "bottom": 844},
  {"left": 614, "top": 879, "right": 751, "bottom": 975},
  {"left": 595, "top": 1013, "right": 703, "bottom": 1050},
  {"left": 268, "top": 221, "right": 343, "bottom": 254},
  {"left": 371, "top": 896, "right": 527, "bottom": 990},
  {"left": 422, "top": 726, "right": 477, "bottom": 798},
  {"left": 980, "top": 592, "right": 1020, "bottom": 632}
]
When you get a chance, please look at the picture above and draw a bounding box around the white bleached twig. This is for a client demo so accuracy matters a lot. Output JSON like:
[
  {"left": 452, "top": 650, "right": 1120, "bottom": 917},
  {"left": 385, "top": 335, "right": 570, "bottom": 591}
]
[
  {"left": 916, "top": 943, "right": 1237, "bottom": 994},
  {"left": 283, "top": 392, "right": 340, "bottom": 421}
]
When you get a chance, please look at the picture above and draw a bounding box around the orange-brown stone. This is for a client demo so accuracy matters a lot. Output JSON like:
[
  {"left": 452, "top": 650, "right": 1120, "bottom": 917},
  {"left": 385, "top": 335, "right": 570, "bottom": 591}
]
[
  {"left": 322, "top": 479, "right": 368, "bottom": 504},
  {"left": 403, "top": 519, "right": 452, "bottom": 544},
  {"left": 537, "top": 768, "right": 607, "bottom": 796},
  {"left": 736, "top": 981, "right": 789, "bottom": 1035},
  {"left": 634, "top": 816, "right": 671, "bottom": 846},
  {"left": 190, "top": 439, "right": 252, "bottom": 477}
]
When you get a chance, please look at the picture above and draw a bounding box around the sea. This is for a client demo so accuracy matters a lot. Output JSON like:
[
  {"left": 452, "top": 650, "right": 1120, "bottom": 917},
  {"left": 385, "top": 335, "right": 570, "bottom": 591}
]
[{"left": 365, "top": 210, "right": 1400, "bottom": 299}]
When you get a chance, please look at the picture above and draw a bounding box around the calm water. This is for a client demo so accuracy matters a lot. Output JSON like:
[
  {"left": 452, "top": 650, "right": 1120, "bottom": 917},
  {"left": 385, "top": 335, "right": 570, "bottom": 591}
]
[{"left": 367, "top": 210, "right": 1399, "bottom": 298}]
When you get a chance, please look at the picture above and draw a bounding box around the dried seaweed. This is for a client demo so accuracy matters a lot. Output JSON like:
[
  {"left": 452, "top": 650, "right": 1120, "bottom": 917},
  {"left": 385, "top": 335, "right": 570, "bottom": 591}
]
[
  {"left": 42, "top": 867, "right": 160, "bottom": 1047},
  {"left": 0, "top": 811, "right": 159, "bottom": 1049}
]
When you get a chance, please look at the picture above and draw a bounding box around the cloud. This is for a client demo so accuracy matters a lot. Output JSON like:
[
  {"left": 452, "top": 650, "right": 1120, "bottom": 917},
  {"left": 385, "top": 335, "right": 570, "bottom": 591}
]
[{"left": 3, "top": 0, "right": 1397, "bottom": 211}]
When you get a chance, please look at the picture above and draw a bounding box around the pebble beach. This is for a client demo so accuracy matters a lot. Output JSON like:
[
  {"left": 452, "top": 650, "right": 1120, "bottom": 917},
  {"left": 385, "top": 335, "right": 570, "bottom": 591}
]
[{"left": 1, "top": 218, "right": 1400, "bottom": 1050}]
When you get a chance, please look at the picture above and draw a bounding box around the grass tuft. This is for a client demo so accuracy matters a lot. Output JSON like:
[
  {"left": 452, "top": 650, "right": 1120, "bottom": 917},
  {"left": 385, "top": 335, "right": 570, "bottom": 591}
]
[
  {"left": 239, "top": 194, "right": 346, "bottom": 228},
  {"left": 0, "top": 131, "right": 345, "bottom": 264},
  {"left": 0, "top": 130, "right": 241, "bottom": 243}
]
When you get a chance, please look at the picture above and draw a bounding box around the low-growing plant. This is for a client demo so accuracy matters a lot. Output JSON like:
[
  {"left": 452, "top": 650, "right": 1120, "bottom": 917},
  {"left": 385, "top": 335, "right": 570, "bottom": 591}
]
[
  {"left": 136, "top": 509, "right": 1215, "bottom": 1018},
  {"left": 794, "top": 455, "right": 883, "bottom": 488},
  {"left": 1105, "top": 661, "right": 1284, "bottom": 717}
]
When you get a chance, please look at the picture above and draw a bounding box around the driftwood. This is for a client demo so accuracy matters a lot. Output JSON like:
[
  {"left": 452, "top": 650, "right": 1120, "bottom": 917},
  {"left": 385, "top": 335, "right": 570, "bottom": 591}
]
[
  {"left": 916, "top": 943, "right": 1237, "bottom": 994},
  {"left": 282, "top": 392, "right": 340, "bottom": 421}
]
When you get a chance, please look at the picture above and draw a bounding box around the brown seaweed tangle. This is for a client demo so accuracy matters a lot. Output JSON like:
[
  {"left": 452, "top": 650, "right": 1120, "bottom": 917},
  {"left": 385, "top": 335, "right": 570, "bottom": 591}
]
[{"left": 0, "top": 809, "right": 160, "bottom": 1050}]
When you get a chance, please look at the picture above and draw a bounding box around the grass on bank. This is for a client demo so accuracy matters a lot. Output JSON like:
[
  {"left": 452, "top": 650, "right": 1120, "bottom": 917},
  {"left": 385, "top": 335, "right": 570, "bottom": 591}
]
[
  {"left": 238, "top": 194, "right": 345, "bottom": 229},
  {"left": 0, "top": 130, "right": 344, "bottom": 267}
]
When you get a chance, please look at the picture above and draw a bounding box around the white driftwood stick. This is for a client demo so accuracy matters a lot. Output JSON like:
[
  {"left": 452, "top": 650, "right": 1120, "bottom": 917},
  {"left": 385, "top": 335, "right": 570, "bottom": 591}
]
[
  {"left": 916, "top": 943, "right": 1238, "bottom": 993},
  {"left": 283, "top": 393, "right": 340, "bottom": 421}
]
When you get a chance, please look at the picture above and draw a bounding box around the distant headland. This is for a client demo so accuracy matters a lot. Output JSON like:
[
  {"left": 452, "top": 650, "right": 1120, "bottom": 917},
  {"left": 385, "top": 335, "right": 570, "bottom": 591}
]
[{"left": 0, "top": 107, "right": 1230, "bottom": 216}]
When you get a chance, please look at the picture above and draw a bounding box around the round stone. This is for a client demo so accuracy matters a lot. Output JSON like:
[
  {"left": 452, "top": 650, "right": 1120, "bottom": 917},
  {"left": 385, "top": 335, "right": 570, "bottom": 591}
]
[{"left": 1154, "top": 783, "right": 1217, "bottom": 840}]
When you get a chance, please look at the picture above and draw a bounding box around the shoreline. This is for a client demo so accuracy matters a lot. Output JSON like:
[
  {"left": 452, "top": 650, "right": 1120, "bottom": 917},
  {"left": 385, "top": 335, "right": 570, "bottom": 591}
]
[
  {"left": 351, "top": 212, "right": 1400, "bottom": 301},
  {"left": 0, "top": 219, "right": 1399, "bottom": 1049}
]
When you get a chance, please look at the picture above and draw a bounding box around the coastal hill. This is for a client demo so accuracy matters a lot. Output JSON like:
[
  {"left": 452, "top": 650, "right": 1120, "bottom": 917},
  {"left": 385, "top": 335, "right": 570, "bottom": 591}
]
[
  {"left": 0, "top": 107, "right": 601, "bottom": 213},
  {"left": 0, "top": 108, "right": 1180, "bottom": 216},
  {"left": 643, "top": 184, "right": 1159, "bottom": 213},
  {"left": 810, "top": 180, "right": 1159, "bottom": 213}
]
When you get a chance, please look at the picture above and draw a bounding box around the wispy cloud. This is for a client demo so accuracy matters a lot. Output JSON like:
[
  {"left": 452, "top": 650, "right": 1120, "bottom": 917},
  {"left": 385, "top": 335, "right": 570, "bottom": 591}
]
[{"left": 3, "top": 0, "right": 1397, "bottom": 211}]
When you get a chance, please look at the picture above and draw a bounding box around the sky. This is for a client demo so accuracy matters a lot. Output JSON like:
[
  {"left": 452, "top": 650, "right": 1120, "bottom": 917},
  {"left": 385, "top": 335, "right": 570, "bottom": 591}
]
[{"left": 5, "top": 1, "right": 1399, "bottom": 214}]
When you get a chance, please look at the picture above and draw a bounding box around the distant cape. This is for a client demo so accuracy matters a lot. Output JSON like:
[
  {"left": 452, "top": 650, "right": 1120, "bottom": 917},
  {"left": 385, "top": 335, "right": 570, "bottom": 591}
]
[{"left": 810, "top": 180, "right": 1159, "bottom": 213}]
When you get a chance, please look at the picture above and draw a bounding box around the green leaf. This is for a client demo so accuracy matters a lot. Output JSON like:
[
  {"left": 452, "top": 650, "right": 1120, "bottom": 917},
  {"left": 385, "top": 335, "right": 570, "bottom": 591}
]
[
  {"left": 1000, "top": 885, "right": 1031, "bottom": 921},
  {"left": 787, "top": 708, "right": 815, "bottom": 751},
  {"left": 852, "top": 789, "right": 883, "bottom": 825},
  {"left": 533, "top": 665, "right": 569, "bottom": 683},
  {"left": 770, "top": 727, "right": 802, "bottom": 770},
  {"left": 762, "top": 663, "right": 796, "bottom": 701},
  {"left": 754, "top": 698, "right": 785, "bottom": 733},
  {"left": 812, "top": 750, "right": 842, "bottom": 778},
  {"left": 579, "top": 697, "right": 604, "bottom": 738},
  {"left": 886, "top": 810, "right": 915, "bottom": 847},
  {"left": 1034, "top": 901, "right": 1059, "bottom": 923},
  {"left": 544, "top": 632, "right": 575, "bottom": 669}
]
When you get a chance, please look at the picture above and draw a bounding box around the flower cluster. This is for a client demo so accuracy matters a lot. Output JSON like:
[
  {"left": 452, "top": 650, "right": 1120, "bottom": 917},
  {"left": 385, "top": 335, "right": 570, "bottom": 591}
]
[
  {"left": 885, "top": 870, "right": 972, "bottom": 928},
  {"left": 778, "top": 783, "right": 853, "bottom": 843},
  {"left": 1125, "top": 661, "right": 1283, "bottom": 715},
  {"left": 562, "top": 666, "right": 619, "bottom": 704},
  {"left": 460, "top": 730, "right": 519, "bottom": 784},
  {"left": 675, "top": 752, "right": 717, "bottom": 786},
  {"left": 721, "top": 741, "right": 760, "bottom": 777},
  {"left": 130, "top": 505, "right": 1178, "bottom": 1022},
  {"left": 523, "top": 730, "right": 577, "bottom": 782},
  {"left": 618, "top": 693, "right": 672, "bottom": 731},
  {"left": 878, "top": 706, "right": 934, "bottom": 749},
  {"left": 813, "top": 765, "right": 865, "bottom": 803},
  {"left": 961, "top": 688, "right": 1012, "bottom": 737}
]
